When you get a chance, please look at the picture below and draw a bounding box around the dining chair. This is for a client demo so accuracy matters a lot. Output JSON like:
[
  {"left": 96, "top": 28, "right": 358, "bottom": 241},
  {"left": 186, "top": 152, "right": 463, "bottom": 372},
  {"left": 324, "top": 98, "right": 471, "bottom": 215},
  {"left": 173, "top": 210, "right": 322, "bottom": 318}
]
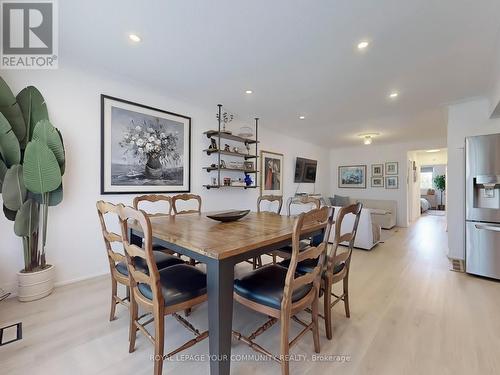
[
  {"left": 96, "top": 201, "right": 185, "bottom": 322},
  {"left": 274, "top": 196, "right": 321, "bottom": 260},
  {"left": 116, "top": 204, "right": 209, "bottom": 375},
  {"left": 321, "top": 202, "right": 362, "bottom": 339},
  {"left": 171, "top": 193, "right": 202, "bottom": 215},
  {"left": 250, "top": 195, "right": 284, "bottom": 268},
  {"left": 133, "top": 194, "right": 178, "bottom": 256},
  {"left": 232, "top": 207, "right": 333, "bottom": 375},
  {"left": 171, "top": 193, "right": 202, "bottom": 266}
]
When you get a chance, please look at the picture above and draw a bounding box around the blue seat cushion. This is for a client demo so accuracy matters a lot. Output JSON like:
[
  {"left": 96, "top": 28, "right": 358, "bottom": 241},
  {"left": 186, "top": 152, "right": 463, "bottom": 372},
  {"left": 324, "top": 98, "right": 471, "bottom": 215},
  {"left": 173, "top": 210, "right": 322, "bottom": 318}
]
[
  {"left": 138, "top": 264, "right": 207, "bottom": 306},
  {"left": 115, "top": 251, "right": 185, "bottom": 276},
  {"left": 279, "top": 258, "right": 345, "bottom": 275},
  {"left": 234, "top": 264, "right": 312, "bottom": 310}
]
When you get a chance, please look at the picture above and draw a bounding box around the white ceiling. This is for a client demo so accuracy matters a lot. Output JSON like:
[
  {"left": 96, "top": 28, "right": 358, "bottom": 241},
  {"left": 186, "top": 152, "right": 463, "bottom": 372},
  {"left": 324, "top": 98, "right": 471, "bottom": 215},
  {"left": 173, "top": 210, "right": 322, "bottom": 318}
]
[{"left": 60, "top": 0, "right": 500, "bottom": 147}]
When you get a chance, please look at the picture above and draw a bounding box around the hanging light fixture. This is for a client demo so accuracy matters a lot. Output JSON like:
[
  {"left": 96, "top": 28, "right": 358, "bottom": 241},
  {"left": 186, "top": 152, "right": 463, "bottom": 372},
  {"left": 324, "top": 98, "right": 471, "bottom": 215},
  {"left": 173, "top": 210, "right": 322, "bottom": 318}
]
[{"left": 358, "top": 133, "right": 379, "bottom": 145}]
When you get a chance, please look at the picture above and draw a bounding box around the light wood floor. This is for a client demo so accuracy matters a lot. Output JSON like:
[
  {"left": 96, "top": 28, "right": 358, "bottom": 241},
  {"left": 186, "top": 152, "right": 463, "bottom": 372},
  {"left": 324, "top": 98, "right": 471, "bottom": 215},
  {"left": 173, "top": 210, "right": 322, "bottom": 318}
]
[{"left": 1, "top": 215, "right": 500, "bottom": 374}]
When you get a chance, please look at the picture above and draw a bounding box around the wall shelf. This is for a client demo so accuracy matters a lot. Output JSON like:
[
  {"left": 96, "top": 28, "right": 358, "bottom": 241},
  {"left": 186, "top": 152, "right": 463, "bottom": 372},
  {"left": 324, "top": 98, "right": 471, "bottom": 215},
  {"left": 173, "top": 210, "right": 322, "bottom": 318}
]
[
  {"left": 203, "top": 104, "right": 259, "bottom": 190},
  {"left": 204, "top": 130, "right": 258, "bottom": 145},
  {"left": 203, "top": 149, "right": 258, "bottom": 159}
]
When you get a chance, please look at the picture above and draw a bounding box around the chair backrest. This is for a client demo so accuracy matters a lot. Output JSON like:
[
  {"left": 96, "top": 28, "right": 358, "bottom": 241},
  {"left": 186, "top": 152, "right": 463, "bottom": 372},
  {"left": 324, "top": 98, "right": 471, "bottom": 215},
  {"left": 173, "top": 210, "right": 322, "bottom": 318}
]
[
  {"left": 116, "top": 204, "right": 164, "bottom": 307},
  {"left": 133, "top": 194, "right": 172, "bottom": 216},
  {"left": 282, "top": 206, "right": 333, "bottom": 310},
  {"left": 172, "top": 194, "right": 202, "bottom": 215},
  {"left": 327, "top": 203, "right": 362, "bottom": 275},
  {"left": 257, "top": 195, "right": 283, "bottom": 214},
  {"left": 96, "top": 201, "right": 125, "bottom": 278},
  {"left": 286, "top": 196, "right": 321, "bottom": 216}
]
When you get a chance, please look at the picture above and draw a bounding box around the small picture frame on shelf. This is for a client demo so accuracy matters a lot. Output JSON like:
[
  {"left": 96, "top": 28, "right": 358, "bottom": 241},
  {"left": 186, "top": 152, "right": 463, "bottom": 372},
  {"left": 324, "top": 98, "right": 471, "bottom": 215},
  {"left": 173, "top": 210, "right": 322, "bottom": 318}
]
[
  {"left": 386, "top": 176, "right": 399, "bottom": 189},
  {"left": 220, "top": 160, "right": 226, "bottom": 169},
  {"left": 385, "top": 162, "right": 398, "bottom": 175},
  {"left": 371, "top": 177, "right": 384, "bottom": 187},
  {"left": 244, "top": 161, "right": 254, "bottom": 171},
  {"left": 371, "top": 164, "right": 383, "bottom": 177}
]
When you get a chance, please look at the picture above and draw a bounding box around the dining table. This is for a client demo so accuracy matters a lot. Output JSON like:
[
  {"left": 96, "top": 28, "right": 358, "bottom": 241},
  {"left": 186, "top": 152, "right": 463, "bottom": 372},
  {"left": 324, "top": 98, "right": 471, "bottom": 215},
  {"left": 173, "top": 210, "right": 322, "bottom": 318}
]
[{"left": 128, "top": 211, "right": 324, "bottom": 375}]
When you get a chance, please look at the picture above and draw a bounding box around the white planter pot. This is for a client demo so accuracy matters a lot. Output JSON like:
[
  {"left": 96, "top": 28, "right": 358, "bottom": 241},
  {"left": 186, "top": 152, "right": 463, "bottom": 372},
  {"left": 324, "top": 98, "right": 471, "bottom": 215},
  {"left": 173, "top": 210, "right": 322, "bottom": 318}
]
[{"left": 17, "top": 264, "right": 55, "bottom": 302}]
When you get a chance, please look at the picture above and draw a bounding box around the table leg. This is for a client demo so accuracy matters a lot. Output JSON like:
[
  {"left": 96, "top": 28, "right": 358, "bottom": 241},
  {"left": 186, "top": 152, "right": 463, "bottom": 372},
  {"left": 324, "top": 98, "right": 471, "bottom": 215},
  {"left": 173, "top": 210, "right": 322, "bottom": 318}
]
[{"left": 206, "top": 259, "right": 235, "bottom": 375}]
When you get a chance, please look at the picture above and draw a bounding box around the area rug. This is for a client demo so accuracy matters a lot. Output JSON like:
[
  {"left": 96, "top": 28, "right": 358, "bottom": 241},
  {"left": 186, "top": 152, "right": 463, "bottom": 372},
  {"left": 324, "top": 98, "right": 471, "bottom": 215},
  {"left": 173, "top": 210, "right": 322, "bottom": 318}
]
[{"left": 425, "top": 210, "right": 446, "bottom": 216}]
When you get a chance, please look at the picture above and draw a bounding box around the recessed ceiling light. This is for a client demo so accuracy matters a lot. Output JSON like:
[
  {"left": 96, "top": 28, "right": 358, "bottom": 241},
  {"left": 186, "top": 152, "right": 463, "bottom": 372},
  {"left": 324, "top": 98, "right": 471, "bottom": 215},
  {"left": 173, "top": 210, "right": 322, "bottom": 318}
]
[
  {"left": 426, "top": 149, "right": 441, "bottom": 153},
  {"left": 245, "top": 90, "right": 253, "bottom": 94},
  {"left": 128, "top": 34, "right": 141, "bottom": 43},
  {"left": 389, "top": 91, "right": 399, "bottom": 99},
  {"left": 357, "top": 41, "right": 369, "bottom": 50},
  {"left": 298, "top": 115, "right": 306, "bottom": 120}
]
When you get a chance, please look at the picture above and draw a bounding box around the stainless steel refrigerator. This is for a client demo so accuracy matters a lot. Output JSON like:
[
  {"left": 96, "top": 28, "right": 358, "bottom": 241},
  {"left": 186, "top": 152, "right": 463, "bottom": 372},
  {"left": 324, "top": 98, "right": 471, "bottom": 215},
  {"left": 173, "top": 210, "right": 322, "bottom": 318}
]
[{"left": 465, "top": 134, "right": 500, "bottom": 279}]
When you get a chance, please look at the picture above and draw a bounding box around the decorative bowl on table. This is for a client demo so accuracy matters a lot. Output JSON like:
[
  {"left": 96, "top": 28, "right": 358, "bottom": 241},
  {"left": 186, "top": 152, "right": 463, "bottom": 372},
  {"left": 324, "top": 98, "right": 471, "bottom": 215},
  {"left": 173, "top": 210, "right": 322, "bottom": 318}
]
[{"left": 207, "top": 210, "right": 250, "bottom": 222}]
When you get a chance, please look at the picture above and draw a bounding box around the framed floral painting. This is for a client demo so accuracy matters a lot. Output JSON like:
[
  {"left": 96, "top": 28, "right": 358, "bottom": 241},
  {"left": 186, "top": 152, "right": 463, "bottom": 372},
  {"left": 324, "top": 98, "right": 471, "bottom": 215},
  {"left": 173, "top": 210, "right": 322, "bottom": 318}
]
[{"left": 101, "top": 95, "right": 191, "bottom": 194}]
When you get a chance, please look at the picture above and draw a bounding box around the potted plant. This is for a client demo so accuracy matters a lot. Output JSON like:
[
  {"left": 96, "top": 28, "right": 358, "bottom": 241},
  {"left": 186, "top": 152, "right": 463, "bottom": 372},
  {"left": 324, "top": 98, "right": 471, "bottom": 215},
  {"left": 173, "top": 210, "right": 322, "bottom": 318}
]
[
  {"left": 434, "top": 174, "right": 446, "bottom": 211},
  {"left": 0, "top": 76, "right": 65, "bottom": 302}
]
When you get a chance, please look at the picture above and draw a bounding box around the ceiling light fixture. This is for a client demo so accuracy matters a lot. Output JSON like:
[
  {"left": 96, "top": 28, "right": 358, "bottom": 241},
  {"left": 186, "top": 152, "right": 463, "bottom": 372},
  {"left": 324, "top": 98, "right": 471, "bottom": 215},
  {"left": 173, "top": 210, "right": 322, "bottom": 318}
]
[
  {"left": 358, "top": 133, "right": 379, "bottom": 145},
  {"left": 245, "top": 90, "right": 253, "bottom": 94},
  {"left": 389, "top": 91, "right": 399, "bottom": 99},
  {"left": 128, "top": 34, "right": 142, "bottom": 43},
  {"left": 298, "top": 115, "right": 306, "bottom": 120},
  {"left": 357, "top": 41, "right": 369, "bottom": 50},
  {"left": 426, "top": 149, "right": 441, "bottom": 153}
]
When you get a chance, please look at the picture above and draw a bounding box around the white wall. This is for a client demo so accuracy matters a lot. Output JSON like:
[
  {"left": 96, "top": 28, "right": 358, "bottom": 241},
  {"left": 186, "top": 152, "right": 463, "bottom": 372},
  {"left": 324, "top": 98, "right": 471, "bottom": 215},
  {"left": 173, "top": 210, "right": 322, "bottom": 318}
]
[
  {"left": 447, "top": 98, "right": 500, "bottom": 260},
  {"left": 0, "top": 66, "right": 330, "bottom": 293},
  {"left": 329, "top": 139, "right": 445, "bottom": 227}
]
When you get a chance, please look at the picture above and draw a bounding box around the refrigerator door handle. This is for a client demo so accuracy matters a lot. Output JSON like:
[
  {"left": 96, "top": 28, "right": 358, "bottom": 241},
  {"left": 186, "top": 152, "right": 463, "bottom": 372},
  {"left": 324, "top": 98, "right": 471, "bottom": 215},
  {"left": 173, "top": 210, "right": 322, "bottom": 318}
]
[{"left": 475, "top": 224, "right": 500, "bottom": 232}]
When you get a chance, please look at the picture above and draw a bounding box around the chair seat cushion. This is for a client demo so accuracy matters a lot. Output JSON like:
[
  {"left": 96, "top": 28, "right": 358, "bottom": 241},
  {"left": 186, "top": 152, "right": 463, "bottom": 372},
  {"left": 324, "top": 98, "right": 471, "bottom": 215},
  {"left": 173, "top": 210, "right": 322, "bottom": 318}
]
[
  {"left": 279, "top": 258, "right": 345, "bottom": 276},
  {"left": 234, "top": 264, "right": 312, "bottom": 310},
  {"left": 115, "top": 251, "right": 185, "bottom": 276},
  {"left": 138, "top": 264, "right": 207, "bottom": 306}
]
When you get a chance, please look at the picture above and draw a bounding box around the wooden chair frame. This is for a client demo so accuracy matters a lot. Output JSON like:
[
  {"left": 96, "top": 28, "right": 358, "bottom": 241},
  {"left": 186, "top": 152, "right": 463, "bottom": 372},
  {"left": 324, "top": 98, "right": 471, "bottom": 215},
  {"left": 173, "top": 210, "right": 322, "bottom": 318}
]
[
  {"left": 250, "top": 195, "right": 284, "bottom": 268},
  {"left": 286, "top": 196, "right": 320, "bottom": 217},
  {"left": 117, "top": 205, "right": 208, "bottom": 375},
  {"left": 233, "top": 207, "right": 334, "bottom": 375},
  {"left": 273, "top": 196, "right": 322, "bottom": 261},
  {"left": 96, "top": 200, "right": 130, "bottom": 321},
  {"left": 171, "top": 193, "right": 202, "bottom": 215},
  {"left": 133, "top": 194, "right": 173, "bottom": 216},
  {"left": 322, "top": 203, "right": 362, "bottom": 340}
]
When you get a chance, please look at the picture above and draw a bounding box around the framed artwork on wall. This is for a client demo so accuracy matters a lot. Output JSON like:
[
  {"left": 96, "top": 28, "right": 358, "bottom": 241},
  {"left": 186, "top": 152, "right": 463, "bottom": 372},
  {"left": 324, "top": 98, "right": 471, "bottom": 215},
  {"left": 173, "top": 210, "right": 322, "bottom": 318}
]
[
  {"left": 371, "top": 164, "right": 383, "bottom": 177},
  {"left": 371, "top": 177, "right": 384, "bottom": 187},
  {"left": 385, "top": 161, "right": 398, "bottom": 175},
  {"left": 101, "top": 95, "right": 191, "bottom": 194},
  {"left": 386, "top": 176, "right": 399, "bottom": 189},
  {"left": 261, "top": 150, "right": 284, "bottom": 196},
  {"left": 338, "top": 165, "right": 367, "bottom": 188}
]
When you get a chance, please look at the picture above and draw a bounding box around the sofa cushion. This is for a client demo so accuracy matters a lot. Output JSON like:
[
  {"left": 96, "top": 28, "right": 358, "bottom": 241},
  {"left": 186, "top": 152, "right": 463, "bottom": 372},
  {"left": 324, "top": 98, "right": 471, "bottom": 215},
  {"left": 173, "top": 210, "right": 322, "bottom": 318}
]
[{"left": 330, "top": 195, "right": 350, "bottom": 207}]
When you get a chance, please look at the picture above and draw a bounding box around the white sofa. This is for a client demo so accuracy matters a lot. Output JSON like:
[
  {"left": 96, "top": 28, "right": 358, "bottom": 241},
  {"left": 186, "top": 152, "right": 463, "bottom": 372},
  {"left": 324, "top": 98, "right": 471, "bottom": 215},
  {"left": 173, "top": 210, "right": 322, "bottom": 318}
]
[
  {"left": 349, "top": 198, "right": 397, "bottom": 229},
  {"left": 328, "top": 206, "right": 381, "bottom": 250}
]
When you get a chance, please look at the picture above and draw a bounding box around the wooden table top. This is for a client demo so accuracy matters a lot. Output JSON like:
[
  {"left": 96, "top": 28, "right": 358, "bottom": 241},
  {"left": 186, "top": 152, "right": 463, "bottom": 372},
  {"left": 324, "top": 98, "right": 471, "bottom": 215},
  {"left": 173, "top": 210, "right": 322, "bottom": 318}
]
[{"left": 129, "top": 211, "right": 324, "bottom": 260}]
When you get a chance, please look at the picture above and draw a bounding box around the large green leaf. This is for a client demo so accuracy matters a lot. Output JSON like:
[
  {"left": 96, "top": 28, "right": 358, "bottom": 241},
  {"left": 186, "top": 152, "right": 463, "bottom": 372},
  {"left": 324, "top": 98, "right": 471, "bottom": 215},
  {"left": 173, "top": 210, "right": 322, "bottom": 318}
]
[
  {"left": 16, "top": 86, "right": 48, "bottom": 147},
  {"left": 0, "top": 102, "right": 26, "bottom": 142},
  {"left": 32, "top": 120, "right": 65, "bottom": 171},
  {"left": 0, "top": 76, "right": 16, "bottom": 107},
  {"left": 0, "top": 113, "right": 21, "bottom": 166},
  {"left": 14, "top": 199, "right": 39, "bottom": 237},
  {"left": 0, "top": 158, "right": 6, "bottom": 192},
  {"left": 32, "top": 183, "right": 63, "bottom": 206},
  {"left": 2, "top": 165, "right": 26, "bottom": 211},
  {"left": 23, "top": 140, "right": 62, "bottom": 194},
  {"left": 3, "top": 204, "right": 17, "bottom": 221}
]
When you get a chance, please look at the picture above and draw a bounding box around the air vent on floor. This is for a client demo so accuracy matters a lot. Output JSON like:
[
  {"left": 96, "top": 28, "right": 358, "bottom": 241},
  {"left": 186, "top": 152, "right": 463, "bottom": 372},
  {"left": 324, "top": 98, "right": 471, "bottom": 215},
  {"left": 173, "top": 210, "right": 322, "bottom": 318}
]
[
  {"left": 0, "top": 322, "right": 22, "bottom": 346},
  {"left": 450, "top": 259, "right": 465, "bottom": 273}
]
